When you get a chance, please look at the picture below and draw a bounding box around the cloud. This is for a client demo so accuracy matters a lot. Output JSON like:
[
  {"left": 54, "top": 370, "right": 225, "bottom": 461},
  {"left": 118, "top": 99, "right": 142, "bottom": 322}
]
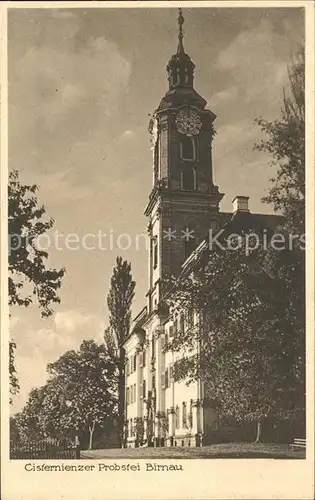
[
  {"left": 214, "top": 19, "right": 301, "bottom": 111},
  {"left": 210, "top": 86, "right": 239, "bottom": 107},
  {"left": 217, "top": 20, "right": 280, "bottom": 71},
  {"left": 9, "top": 17, "right": 132, "bottom": 175},
  {"left": 31, "top": 170, "right": 92, "bottom": 204},
  {"left": 11, "top": 38, "right": 130, "bottom": 130},
  {"left": 10, "top": 317, "right": 19, "bottom": 330},
  {"left": 214, "top": 119, "right": 259, "bottom": 154},
  {"left": 15, "top": 356, "right": 49, "bottom": 408},
  {"left": 50, "top": 9, "right": 78, "bottom": 20},
  {"left": 54, "top": 310, "right": 103, "bottom": 335},
  {"left": 12, "top": 310, "right": 106, "bottom": 412},
  {"left": 121, "top": 129, "right": 135, "bottom": 138},
  {"left": 15, "top": 310, "right": 105, "bottom": 357}
]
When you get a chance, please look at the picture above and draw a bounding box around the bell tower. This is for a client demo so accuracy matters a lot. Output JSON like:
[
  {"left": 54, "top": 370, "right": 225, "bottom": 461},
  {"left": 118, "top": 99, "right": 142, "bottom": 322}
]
[{"left": 145, "top": 9, "right": 224, "bottom": 313}]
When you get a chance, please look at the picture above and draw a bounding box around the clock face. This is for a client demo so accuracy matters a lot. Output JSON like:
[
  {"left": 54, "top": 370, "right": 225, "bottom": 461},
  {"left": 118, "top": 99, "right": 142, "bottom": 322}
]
[{"left": 175, "top": 107, "right": 202, "bottom": 136}]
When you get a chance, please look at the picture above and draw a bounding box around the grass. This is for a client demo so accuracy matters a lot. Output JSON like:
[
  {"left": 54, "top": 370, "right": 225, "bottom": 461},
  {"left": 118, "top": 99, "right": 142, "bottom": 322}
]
[{"left": 81, "top": 442, "right": 305, "bottom": 460}]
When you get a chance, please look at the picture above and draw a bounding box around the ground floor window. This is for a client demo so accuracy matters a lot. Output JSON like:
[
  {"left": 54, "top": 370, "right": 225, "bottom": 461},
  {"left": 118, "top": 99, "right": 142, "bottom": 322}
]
[{"left": 175, "top": 405, "right": 180, "bottom": 429}]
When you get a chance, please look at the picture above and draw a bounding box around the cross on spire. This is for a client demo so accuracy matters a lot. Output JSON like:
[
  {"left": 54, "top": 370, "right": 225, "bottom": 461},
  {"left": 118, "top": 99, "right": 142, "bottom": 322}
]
[{"left": 177, "top": 8, "right": 185, "bottom": 54}]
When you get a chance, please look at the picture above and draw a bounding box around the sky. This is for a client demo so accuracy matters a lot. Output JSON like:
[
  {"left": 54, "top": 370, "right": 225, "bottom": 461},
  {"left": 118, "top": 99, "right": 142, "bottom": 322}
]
[{"left": 8, "top": 6, "right": 304, "bottom": 412}]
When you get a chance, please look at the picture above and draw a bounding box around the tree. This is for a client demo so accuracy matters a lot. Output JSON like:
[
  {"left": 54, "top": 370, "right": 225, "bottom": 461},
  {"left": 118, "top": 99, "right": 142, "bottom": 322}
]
[
  {"left": 11, "top": 386, "right": 48, "bottom": 443},
  {"left": 167, "top": 237, "right": 305, "bottom": 441},
  {"left": 9, "top": 340, "right": 19, "bottom": 404},
  {"left": 254, "top": 44, "right": 305, "bottom": 436},
  {"left": 46, "top": 340, "right": 118, "bottom": 449},
  {"left": 105, "top": 257, "right": 135, "bottom": 447},
  {"left": 255, "top": 45, "right": 305, "bottom": 233},
  {"left": 16, "top": 340, "right": 117, "bottom": 450},
  {"left": 10, "top": 413, "right": 24, "bottom": 445},
  {"left": 8, "top": 170, "right": 65, "bottom": 399}
]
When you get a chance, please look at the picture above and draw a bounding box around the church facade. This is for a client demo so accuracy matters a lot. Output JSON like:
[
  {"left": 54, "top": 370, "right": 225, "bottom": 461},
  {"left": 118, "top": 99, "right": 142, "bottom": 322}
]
[{"left": 122, "top": 10, "right": 280, "bottom": 448}]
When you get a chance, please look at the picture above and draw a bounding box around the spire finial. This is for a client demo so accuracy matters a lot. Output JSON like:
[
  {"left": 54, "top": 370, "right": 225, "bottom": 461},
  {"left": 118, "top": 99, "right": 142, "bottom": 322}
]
[{"left": 177, "top": 7, "right": 185, "bottom": 54}]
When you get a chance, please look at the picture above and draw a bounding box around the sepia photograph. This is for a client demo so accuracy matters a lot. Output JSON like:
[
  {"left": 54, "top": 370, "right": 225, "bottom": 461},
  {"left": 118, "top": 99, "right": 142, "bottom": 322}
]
[{"left": 1, "top": 1, "right": 314, "bottom": 499}]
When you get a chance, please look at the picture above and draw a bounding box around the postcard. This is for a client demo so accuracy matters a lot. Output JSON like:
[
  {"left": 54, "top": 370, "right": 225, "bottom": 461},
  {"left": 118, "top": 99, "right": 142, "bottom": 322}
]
[{"left": 1, "top": 1, "right": 314, "bottom": 499}]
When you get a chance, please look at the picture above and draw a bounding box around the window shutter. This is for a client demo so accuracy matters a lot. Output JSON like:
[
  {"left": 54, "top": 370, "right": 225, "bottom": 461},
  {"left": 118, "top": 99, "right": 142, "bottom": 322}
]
[
  {"left": 140, "top": 383, "right": 143, "bottom": 399},
  {"left": 182, "top": 402, "right": 187, "bottom": 427},
  {"left": 161, "top": 373, "right": 165, "bottom": 389},
  {"left": 169, "top": 326, "right": 174, "bottom": 338},
  {"left": 165, "top": 368, "right": 169, "bottom": 389},
  {"left": 151, "top": 338, "right": 155, "bottom": 358},
  {"left": 139, "top": 352, "right": 143, "bottom": 368},
  {"left": 175, "top": 406, "right": 180, "bottom": 429},
  {"left": 169, "top": 363, "right": 174, "bottom": 381},
  {"left": 142, "top": 380, "right": 146, "bottom": 399}
]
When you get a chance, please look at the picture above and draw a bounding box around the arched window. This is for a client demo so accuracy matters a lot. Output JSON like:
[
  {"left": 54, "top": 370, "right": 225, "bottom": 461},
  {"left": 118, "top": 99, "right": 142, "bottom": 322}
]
[
  {"left": 184, "top": 67, "right": 189, "bottom": 84},
  {"left": 181, "top": 167, "right": 196, "bottom": 191},
  {"left": 180, "top": 136, "right": 195, "bottom": 160}
]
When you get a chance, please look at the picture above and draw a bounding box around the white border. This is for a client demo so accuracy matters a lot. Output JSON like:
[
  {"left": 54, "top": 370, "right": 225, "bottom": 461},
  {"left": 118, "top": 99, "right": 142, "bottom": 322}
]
[{"left": 1, "top": 2, "right": 314, "bottom": 499}]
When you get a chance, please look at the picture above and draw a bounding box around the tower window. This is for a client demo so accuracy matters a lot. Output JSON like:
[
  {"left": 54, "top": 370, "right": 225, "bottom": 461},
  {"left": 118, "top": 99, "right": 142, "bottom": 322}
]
[
  {"left": 181, "top": 167, "right": 196, "bottom": 191},
  {"left": 180, "top": 136, "right": 195, "bottom": 161},
  {"left": 175, "top": 68, "right": 180, "bottom": 85}
]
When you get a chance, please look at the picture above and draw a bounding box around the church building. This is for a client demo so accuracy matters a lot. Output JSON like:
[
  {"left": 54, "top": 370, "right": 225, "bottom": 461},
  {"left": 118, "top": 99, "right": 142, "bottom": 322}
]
[{"left": 122, "top": 9, "right": 281, "bottom": 448}]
